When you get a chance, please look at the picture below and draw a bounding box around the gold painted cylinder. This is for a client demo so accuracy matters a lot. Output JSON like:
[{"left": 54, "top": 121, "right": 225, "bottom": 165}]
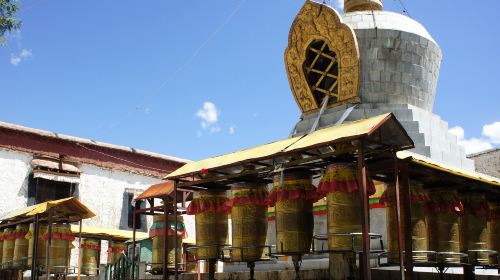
[
  {"left": 488, "top": 202, "right": 500, "bottom": 265},
  {"left": 459, "top": 194, "right": 489, "bottom": 265},
  {"left": 427, "top": 190, "right": 461, "bottom": 263},
  {"left": 382, "top": 183, "right": 428, "bottom": 264},
  {"left": 151, "top": 215, "right": 184, "bottom": 273},
  {"left": 80, "top": 238, "right": 100, "bottom": 275},
  {"left": 2, "top": 228, "right": 15, "bottom": 269},
  {"left": 230, "top": 184, "right": 268, "bottom": 262},
  {"left": 274, "top": 170, "right": 314, "bottom": 254},
  {"left": 107, "top": 241, "right": 127, "bottom": 264},
  {"left": 194, "top": 191, "right": 228, "bottom": 260},
  {"left": 27, "top": 224, "right": 47, "bottom": 268},
  {"left": 344, "top": 0, "right": 383, "bottom": 13},
  {"left": 13, "top": 224, "right": 29, "bottom": 268},
  {"left": 47, "top": 224, "right": 73, "bottom": 273}
]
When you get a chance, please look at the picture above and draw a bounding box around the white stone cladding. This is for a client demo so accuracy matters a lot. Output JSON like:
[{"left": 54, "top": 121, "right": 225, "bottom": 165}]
[
  {"left": 0, "top": 148, "right": 32, "bottom": 218},
  {"left": 291, "top": 11, "right": 475, "bottom": 170}
]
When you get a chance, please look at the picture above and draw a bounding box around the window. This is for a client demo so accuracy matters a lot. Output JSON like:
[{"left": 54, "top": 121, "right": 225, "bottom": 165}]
[
  {"left": 303, "top": 39, "right": 339, "bottom": 107},
  {"left": 28, "top": 176, "right": 77, "bottom": 205},
  {"left": 127, "top": 194, "right": 143, "bottom": 229}
]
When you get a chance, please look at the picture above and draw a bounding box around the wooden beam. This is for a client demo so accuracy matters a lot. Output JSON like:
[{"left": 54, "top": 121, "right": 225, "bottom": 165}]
[
  {"left": 400, "top": 161, "right": 413, "bottom": 280},
  {"left": 394, "top": 157, "right": 405, "bottom": 280},
  {"left": 357, "top": 142, "right": 371, "bottom": 280}
]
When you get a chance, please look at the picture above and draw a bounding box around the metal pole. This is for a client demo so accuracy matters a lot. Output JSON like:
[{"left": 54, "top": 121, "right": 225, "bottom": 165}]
[
  {"left": 400, "top": 162, "right": 413, "bottom": 280},
  {"left": 162, "top": 202, "right": 169, "bottom": 280},
  {"left": 394, "top": 156, "right": 405, "bottom": 280},
  {"left": 357, "top": 141, "right": 371, "bottom": 280},
  {"left": 30, "top": 215, "right": 39, "bottom": 280},
  {"left": 174, "top": 180, "right": 179, "bottom": 279},
  {"left": 131, "top": 205, "right": 137, "bottom": 280},
  {"left": 45, "top": 211, "right": 53, "bottom": 279},
  {"left": 77, "top": 219, "right": 83, "bottom": 280}
]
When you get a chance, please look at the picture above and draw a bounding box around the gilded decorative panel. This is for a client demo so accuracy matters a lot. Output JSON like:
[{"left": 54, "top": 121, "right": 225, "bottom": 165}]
[{"left": 285, "top": 0, "right": 360, "bottom": 113}]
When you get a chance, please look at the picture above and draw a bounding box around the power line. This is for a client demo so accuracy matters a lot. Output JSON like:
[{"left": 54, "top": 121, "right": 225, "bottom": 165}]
[
  {"left": 100, "top": 0, "right": 248, "bottom": 131},
  {"left": 394, "top": 0, "right": 411, "bottom": 18}
]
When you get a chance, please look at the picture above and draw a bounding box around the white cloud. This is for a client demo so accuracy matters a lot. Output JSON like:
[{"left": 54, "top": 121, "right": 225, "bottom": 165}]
[
  {"left": 448, "top": 125, "right": 495, "bottom": 155},
  {"left": 229, "top": 125, "right": 236, "bottom": 134},
  {"left": 483, "top": 122, "right": 500, "bottom": 144},
  {"left": 10, "top": 48, "right": 32, "bottom": 66},
  {"left": 196, "top": 101, "right": 220, "bottom": 133},
  {"left": 332, "top": 0, "right": 344, "bottom": 10}
]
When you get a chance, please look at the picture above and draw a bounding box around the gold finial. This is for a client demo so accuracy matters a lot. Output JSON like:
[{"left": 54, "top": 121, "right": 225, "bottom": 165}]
[{"left": 344, "top": 0, "right": 383, "bottom": 13}]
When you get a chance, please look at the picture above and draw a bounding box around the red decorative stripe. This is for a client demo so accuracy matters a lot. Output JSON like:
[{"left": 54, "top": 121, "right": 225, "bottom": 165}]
[
  {"left": 108, "top": 248, "right": 126, "bottom": 254},
  {"left": 369, "top": 203, "right": 385, "bottom": 209},
  {"left": 267, "top": 216, "right": 276, "bottom": 222},
  {"left": 43, "top": 232, "right": 75, "bottom": 241},
  {"left": 149, "top": 228, "right": 188, "bottom": 239},
  {"left": 187, "top": 200, "right": 229, "bottom": 215},
  {"left": 81, "top": 244, "right": 101, "bottom": 251},
  {"left": 266, "top": 189, "right": 321, "bottom": 207},
  {"left": 314, "top": 209, "right": 328, "bottom": 216},
  {"left": 317, "top": 180, "right": 376, "bottom": 196}
]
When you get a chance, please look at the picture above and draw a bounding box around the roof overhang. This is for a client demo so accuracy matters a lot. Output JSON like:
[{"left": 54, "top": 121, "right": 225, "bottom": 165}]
[{"left": 166, "top": 113, "right": 414, "bottom": 189}]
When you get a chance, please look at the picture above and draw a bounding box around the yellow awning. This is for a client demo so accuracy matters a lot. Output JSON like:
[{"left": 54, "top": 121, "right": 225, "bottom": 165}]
[
  {"left": 70, "top": 225, "right": 149, "bottom": 241},
  {"left": 167, "top": 113, "right": 412, "bottom": 179},
  {"left": 397, "top": 151, "right": 500, "bottom": 187},
  {"left": 1, "top": 197, "right": 95, "bottom": 223}
]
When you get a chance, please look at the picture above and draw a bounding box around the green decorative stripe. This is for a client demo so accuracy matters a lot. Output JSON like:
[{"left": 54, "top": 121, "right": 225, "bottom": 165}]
[
  {"left": 369, "top": 198, "right": 380, "bottom": 205},
  {"left": 267, "top": 212, "right": 276, "bottom": 218},
  {"left": 313, "top": 205, "right": 327, "bottom": 211}
]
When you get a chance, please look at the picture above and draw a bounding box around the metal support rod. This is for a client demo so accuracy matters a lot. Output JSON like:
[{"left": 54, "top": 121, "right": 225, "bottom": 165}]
[
  {"left": 30, "top": 214, "right": 39, "bottom": 280},
  {"left": 400, "top": 162, "right": 413, "bottom": 280},
  {"left": 45, "top": 211, "right": 53, "bottom": 279},
  {"left": 208, "top": 258, "right": 216, "bottom": 280},
  {"left": 162, "top": 202, "right": 169, "bottom": 280},
  {"left": 131, "top": 206, "right": 137, "bottom": 280},
  {"left": 394, "top": 156, "right": 405, "bottom": 280},
  {"left": 77, "top": 219, "right": 83, "bottom": 280},
  {"left": 247, "top": 262, "right": 255, "bottom": 280},
  {"left": 174, "top": 180, "right": 179, "bottom": 280},
  {"left": 357, "top": 141, "right": 371, "bottom": 280}
]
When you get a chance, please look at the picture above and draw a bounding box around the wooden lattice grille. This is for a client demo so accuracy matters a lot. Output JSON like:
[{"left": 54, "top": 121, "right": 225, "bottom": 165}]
[{"left": 303, "top": 39, "right": 339, "bottom": 107}]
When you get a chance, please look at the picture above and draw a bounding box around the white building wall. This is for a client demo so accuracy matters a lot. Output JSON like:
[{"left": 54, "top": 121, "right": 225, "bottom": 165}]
[{"left": 0, "top": 148, "right": 33, "bottom": 218}]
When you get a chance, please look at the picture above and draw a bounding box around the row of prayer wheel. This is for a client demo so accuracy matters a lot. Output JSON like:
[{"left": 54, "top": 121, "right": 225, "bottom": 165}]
[
  {"left": 0, "top": 223, "right": 127, "bottom": 275},
  {"left": 382, "top": 184, "right": 500, "bottom": 265},
  {"left": 187, "top": 163, "right": 372, "bottom": 263},
  {"left": 0, "top": 224, "right": 74, "bottom": 272}
]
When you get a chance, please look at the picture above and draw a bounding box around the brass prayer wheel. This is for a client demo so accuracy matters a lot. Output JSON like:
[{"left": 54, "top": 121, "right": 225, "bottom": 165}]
[
  {"left": 150, "top": 215, "right": 185, "bottom": 273},
  {"left": 12, "top": 224, "right": 29, "bottom": 268},
  {"left": 107, "top": 241, "right": 127, "bottom": 264},
  {"left": 2, "top": 228, "right": 15, "bottom": 269},
  {"left": 27, "top": 223, "right": 47, "bottom": 268},
  {"left": 47, "top": 224, "right": 73, "bottom": 273},
  {"left": 488, "top": 202, "right": 500, "bottom": 265},
  {"left": 318, "top": 163, "right": 376, "bottom": 252},
  {"left": 427, "top": 189, "right": 461, "bottom": 263},
  {"left": 271, "top": 168, "right": 316, "bottom": 254},
  {"left": 229, "top": 183, "right": 268, "bottom": 262},
  {"left": 459, "top": 194, "right": 489, "bottom": 265},
  {"left": 80, "top": 238, "right": 100, "bottom": 275},
  {"left": 381, "top": 182, "right": 429, "bottom": 263},
  {"left": 188, "top": 191, "right": 228, "bottom": 260}
]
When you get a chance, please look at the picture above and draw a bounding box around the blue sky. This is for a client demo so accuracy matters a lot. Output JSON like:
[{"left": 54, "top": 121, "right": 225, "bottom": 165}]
[{"left": 1, "top": 0, "right": 499, "bottom": 160}]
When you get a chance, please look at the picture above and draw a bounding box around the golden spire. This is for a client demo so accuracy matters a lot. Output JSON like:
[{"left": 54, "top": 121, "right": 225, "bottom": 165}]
[{"left": 344, "top": 0, "right": 383, "bottom": 13}]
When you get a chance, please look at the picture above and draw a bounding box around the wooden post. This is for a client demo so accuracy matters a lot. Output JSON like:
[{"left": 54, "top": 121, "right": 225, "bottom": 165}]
[
  {"left": 45, "top": 211, "right": 53, "bottom": 279},
  {"left": 163, "top": 201, "right": 169, "bottom": 280},
  {"left": 131, "top": 205, "right": 137, "bottom": 280},
  {"left": 77, "top": 219, "right": 83, "bottom": 280},
  {"left": 174, "top": 181, "right": 179, "bottom": 280},
  {"left": 400, "top": 162, "right": 413, "bottom": 280},
  {"left": 357, "top": 142, "right": 371, "bottom": 280},
  {"left": 30, "top": 214, "right": 39, "bottom": 280},
  {"left": 394, "top": 156, "right": 405, "bottom": 280}
]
